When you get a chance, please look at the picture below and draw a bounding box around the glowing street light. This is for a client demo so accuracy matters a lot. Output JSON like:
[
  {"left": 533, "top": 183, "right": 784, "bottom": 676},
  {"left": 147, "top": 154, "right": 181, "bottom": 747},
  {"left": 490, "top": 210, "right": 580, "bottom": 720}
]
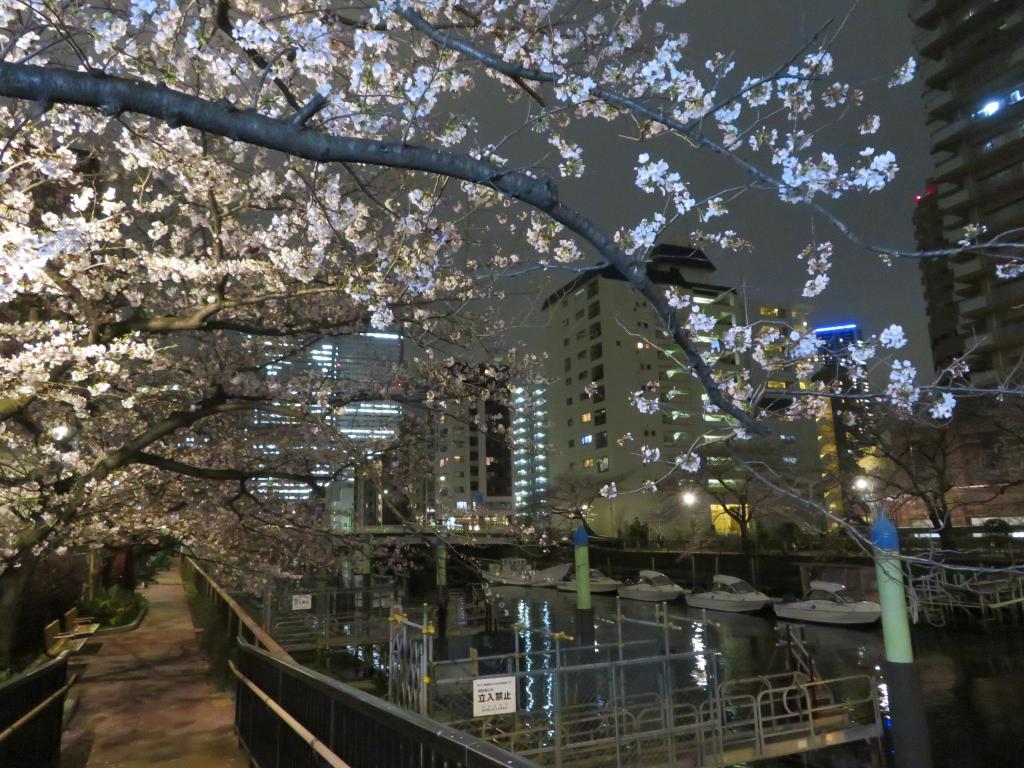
[{"left": 682, "top": 491, "right": 697, "bottom": 506}]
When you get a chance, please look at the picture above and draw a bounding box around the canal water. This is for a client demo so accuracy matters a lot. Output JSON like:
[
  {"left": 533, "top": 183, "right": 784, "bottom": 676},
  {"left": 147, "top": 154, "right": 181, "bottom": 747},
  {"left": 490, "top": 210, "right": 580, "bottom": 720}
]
[{"left": 451, "top": 585, "right": 1024, "bottom": 768}]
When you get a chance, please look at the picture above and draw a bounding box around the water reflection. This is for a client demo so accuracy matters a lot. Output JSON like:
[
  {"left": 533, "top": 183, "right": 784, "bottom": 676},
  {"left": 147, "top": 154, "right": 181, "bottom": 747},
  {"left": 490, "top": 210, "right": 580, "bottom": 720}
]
[{"left": 481, "top": 586, "right": 1024, "bottom": 768}]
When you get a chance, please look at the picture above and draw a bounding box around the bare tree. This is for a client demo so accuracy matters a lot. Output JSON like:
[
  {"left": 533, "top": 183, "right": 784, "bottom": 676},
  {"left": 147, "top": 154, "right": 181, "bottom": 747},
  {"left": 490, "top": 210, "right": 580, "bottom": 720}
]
[
  {"left": 860, "top": 401, "right": 1024, "bottom": 548},
  {"left": 695, "top": 440, "right": 824, "bottom": 553}
]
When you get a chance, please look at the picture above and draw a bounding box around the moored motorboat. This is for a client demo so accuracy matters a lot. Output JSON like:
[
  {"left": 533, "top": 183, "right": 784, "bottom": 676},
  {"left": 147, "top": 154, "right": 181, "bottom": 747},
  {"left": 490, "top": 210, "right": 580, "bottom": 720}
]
[
  {"left": 773, "top": 581, "right": 881, "bottom": 626},
  {"left": 482, "top": 560, "right": 571, "bottom": 587},
  {"left": 482, "top": 557, "right": 534, "bottom": 586},
  {"left": 685, "top": 574, "right": 771, "bottom": 613},
  {"left": 557, "top": 568, "right": 621, "bottom": 593},
  {"left": 618, "top": 570, "right": 689, "bottom": 602},
  {"left": 532, "top": 563, "right": 573, "bottom": 587}
]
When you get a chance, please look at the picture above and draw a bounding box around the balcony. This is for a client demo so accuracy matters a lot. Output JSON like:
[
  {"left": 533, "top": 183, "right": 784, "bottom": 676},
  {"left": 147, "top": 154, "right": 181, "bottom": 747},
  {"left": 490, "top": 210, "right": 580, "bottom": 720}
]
[
  {"left": 909, "top": 0, "right": 940, "bottom": 26},
  {"left": 959, "top": 292, "right": 990, "bottom": 316},
  {"left": 931, "top": 117, "right": 966, "bottom": 147},
  {"left": 969, "top": 367, "right": 1001, "bottom": 387},
  {"left": 923, "top": 87, "right": 955, "bottom": 115},
  {"left": 990, "top": 321, "right": 1024, "bottom": 352},
  {"left": 938, "top": 187, "right": 971, "bottom": 212},
  {"left": 961, "top": 330, "right": 994, "bottom": 350},
  {"left": 960, "top": 283, "right": 1024, "bottom": 322},
  {"left": 934, "top": 151, "right": 965, "bottom": 179},
  {"left": 919, "top": 55, "right": 953, "bottom": 87},
  {"left": 912, "top": 21, "right": 947, "bottom": 56},
  {"left": 951, "top": 255, "right": 988, "bottom": 282}
]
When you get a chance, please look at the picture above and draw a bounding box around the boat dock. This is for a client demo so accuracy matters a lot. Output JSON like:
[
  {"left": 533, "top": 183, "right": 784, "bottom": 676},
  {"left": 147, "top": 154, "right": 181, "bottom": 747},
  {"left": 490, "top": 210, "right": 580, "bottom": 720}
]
[{"left": 387, "top": 603, "right": 883, "bottom": 768}]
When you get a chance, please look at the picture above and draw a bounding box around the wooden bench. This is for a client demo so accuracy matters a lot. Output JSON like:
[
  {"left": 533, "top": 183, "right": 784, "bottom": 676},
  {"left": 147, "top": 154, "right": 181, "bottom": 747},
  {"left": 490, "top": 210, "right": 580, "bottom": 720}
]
[
  {"left": 63, "top": 607, "right": 100, "bottom": 637},
  {"left": 43, "top": 620, "right": 87, "bottom": 657}
]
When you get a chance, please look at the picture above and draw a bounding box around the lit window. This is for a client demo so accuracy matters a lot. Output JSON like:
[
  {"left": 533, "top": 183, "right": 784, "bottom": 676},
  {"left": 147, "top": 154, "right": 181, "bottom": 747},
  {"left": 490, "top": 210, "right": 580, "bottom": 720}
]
[
  {"left": 581, "top": 434, "right": 593, "bottom": 445},
  {"left": 783, "top": 456, "right": 798, "bottom": 465},
  {"left": 581, "top": 413, "right": 592, "bottom": 423},
  {"left": 974, "top": 100, "right": 1001, "bottom": 119},
  {"left": 453, "top": 455, "right": 463, "bottom": 463},
  {"left": 596, "top": 456, "right": 610, "bottom": 472},
  {"left": 766, "top": 381, "right": 787, "bottom": 390},
  {"left": 759, "top": 306, "right": 782, "bottom": 318},
  {"left": 583, "top": 458, "right": 596, "bottom": 469}
]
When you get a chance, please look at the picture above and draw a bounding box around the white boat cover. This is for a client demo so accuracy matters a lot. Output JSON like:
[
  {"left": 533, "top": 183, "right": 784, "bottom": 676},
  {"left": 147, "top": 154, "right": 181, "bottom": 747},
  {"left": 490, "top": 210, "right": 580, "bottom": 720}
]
[
  {"left": 808, "top": 580, "right": 847, "bottom": 593},
  {"left": 537, "top": 563, "right": 571, "bottom": 579}
]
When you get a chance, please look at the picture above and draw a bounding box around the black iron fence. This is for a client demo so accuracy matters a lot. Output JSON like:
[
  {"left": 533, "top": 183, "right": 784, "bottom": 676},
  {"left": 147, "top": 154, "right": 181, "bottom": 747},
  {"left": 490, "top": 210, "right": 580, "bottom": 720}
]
[
  {"left": 0, "top": 654, "right": 72, "bottom": 767},
  {"left": 235, "top": 641, "right": 540, "bottom": 768}
]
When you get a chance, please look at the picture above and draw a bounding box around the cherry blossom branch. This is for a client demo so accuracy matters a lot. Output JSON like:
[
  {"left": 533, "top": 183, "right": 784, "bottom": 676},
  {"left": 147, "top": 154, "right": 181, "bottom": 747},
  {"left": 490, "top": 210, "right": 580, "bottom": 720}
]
[
  {"left": 134, "top": 451, "right": 329, "bottom": 493},
  {"left": 393, "top": 7, "right": 1023, "bottom": 265},
  {"left": 0, "top": 61, "right": 762, "bottom": 433}
]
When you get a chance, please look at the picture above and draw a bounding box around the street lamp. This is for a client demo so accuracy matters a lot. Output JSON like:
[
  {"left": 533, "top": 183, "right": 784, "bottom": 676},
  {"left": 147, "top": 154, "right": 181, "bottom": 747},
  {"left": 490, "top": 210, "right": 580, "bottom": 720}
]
[
  {"left": 854, "top": 476, "right": 870, "bottom": 492},
  {"left": 682, "top": 491, "right": 697, "bottom": 506}
]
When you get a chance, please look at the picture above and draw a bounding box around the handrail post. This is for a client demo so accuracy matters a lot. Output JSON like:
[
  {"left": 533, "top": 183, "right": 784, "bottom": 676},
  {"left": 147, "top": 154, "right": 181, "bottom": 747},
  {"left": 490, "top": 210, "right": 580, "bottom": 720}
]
[
  {"left": 610, "top": 657, "right": 621, "bottom": 768},
  {"left": 805, "top": 684, "right": 816, "bottom": 743},
  {"left": 275, "top": 666, "right": 284, "bottom": 768},
  {"left": 554, "top": 633, "right": 562, "bottom": 768}
]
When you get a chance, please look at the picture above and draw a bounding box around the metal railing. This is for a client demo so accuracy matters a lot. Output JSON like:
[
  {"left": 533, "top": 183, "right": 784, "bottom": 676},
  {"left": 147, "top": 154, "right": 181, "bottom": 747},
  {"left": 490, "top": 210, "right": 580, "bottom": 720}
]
[
  {"left": 182, "top": 556, "right": 293, "bottom": 661},
  {"left": 190, "top": 559, "right": 538, "bottom": 768},
  {"left": 416, "top": 606, "right": 881, "bottom": 768},
  {"left": 235, "top": 641, "right": 540, "bottom": 768},
  {"left": 0, "top": 653, "right": 74, "bottom": 767}
]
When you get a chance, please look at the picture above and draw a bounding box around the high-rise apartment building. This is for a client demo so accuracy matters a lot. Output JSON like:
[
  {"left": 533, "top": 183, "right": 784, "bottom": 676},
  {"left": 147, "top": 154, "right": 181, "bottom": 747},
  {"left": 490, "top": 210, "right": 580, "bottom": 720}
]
[
  {"left": 910, "top": 0, "right": 1024, "bottom": 384},
  {"left": 433, "top": 395, "right": 514, "bottom": 524},
  {"left": 810, "top": 324, "right": 876, "bottom": 521},
  {"left": 541, "top": 245, "right": 818, "bottom": 534},
  {"left": 511, "top": 384, "right": 550, "bottom": 522}
]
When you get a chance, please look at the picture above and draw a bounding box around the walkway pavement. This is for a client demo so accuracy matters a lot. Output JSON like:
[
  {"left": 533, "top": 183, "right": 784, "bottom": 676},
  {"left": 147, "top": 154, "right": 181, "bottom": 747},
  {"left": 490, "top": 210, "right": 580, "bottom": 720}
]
[{"left": 61, "top": 563, "right": 248, "bottom": 768}]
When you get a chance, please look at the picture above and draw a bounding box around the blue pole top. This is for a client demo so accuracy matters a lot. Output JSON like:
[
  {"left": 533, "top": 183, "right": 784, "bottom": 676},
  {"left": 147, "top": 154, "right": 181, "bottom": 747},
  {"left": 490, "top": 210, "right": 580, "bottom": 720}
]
[
  {"left": 573, "top": 523, "right": 589, "bottom": 547},
  {"left": 435, "top": 535, "right": 445, "bottom": 549},
  {"left": 871, "top": 513, "right": 900, "bottom": 551}
]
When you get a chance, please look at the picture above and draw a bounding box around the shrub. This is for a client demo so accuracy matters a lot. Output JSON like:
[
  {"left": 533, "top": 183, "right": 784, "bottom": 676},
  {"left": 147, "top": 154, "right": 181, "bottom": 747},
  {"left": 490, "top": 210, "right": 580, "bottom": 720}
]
[{"left": 77, "top": 586, "right": 147, "bottom": 628}]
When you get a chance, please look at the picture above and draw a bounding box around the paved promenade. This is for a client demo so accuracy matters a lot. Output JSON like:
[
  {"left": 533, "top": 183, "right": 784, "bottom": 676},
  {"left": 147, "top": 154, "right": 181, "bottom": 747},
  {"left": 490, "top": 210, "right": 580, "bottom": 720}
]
[{"left": 61, "top": 564, "right": 248, "bottom": 768}]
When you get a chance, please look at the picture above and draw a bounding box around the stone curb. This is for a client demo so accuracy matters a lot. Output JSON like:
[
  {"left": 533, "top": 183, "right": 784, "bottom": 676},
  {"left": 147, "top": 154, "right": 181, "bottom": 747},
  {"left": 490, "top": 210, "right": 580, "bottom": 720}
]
[{"left": 93, "top": 603, "right": 149, "bottom": 635}]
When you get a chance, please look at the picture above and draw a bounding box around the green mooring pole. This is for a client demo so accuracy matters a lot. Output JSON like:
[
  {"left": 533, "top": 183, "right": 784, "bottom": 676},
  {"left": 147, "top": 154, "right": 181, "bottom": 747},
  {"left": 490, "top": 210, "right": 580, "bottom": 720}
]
[
  {"left": 574, "top": 524, "right": 594, "bottom": 645},
  {"left": 872, "top": 514, "right": 932, "bottom": 768}
]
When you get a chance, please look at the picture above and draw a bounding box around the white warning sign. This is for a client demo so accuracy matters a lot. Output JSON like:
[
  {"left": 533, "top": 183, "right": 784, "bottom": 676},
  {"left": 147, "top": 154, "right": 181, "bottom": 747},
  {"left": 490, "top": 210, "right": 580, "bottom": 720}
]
[{"left": 472, "top": 675, "right": 517, "bottom": 717}]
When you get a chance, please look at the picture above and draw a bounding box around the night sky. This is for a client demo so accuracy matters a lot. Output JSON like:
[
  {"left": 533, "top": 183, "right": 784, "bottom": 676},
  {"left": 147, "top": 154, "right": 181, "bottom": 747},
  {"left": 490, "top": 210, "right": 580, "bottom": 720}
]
[{"left": 485, "top": 1, "right": 935, "bottom": 372}]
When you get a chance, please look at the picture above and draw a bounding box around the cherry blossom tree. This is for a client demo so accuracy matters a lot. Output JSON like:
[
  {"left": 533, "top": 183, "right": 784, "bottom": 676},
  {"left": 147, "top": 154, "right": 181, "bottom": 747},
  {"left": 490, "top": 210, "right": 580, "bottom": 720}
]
[{"left": 3, "top": 0, "right": 1024, "bottom": 664}]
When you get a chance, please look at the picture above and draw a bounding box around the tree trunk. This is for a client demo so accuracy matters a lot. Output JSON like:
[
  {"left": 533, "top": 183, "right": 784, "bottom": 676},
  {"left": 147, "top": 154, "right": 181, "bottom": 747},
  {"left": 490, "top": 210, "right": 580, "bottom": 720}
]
[
  {"left": 738, "top": 520, "right": 752, "bottom": 555},
  {"left": 0, "top": 556, "right": 37, "bottom": 670},
  {"left": 927, "top": 505, "right": 956, "bottom": 549}
]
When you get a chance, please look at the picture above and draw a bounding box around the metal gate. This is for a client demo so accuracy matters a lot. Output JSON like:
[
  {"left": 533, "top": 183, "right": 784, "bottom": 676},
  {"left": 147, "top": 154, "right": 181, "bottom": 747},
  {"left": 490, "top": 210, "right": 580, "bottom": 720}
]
[{"left": 388, "top": 604, "right": 435, "bottom": 714}]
